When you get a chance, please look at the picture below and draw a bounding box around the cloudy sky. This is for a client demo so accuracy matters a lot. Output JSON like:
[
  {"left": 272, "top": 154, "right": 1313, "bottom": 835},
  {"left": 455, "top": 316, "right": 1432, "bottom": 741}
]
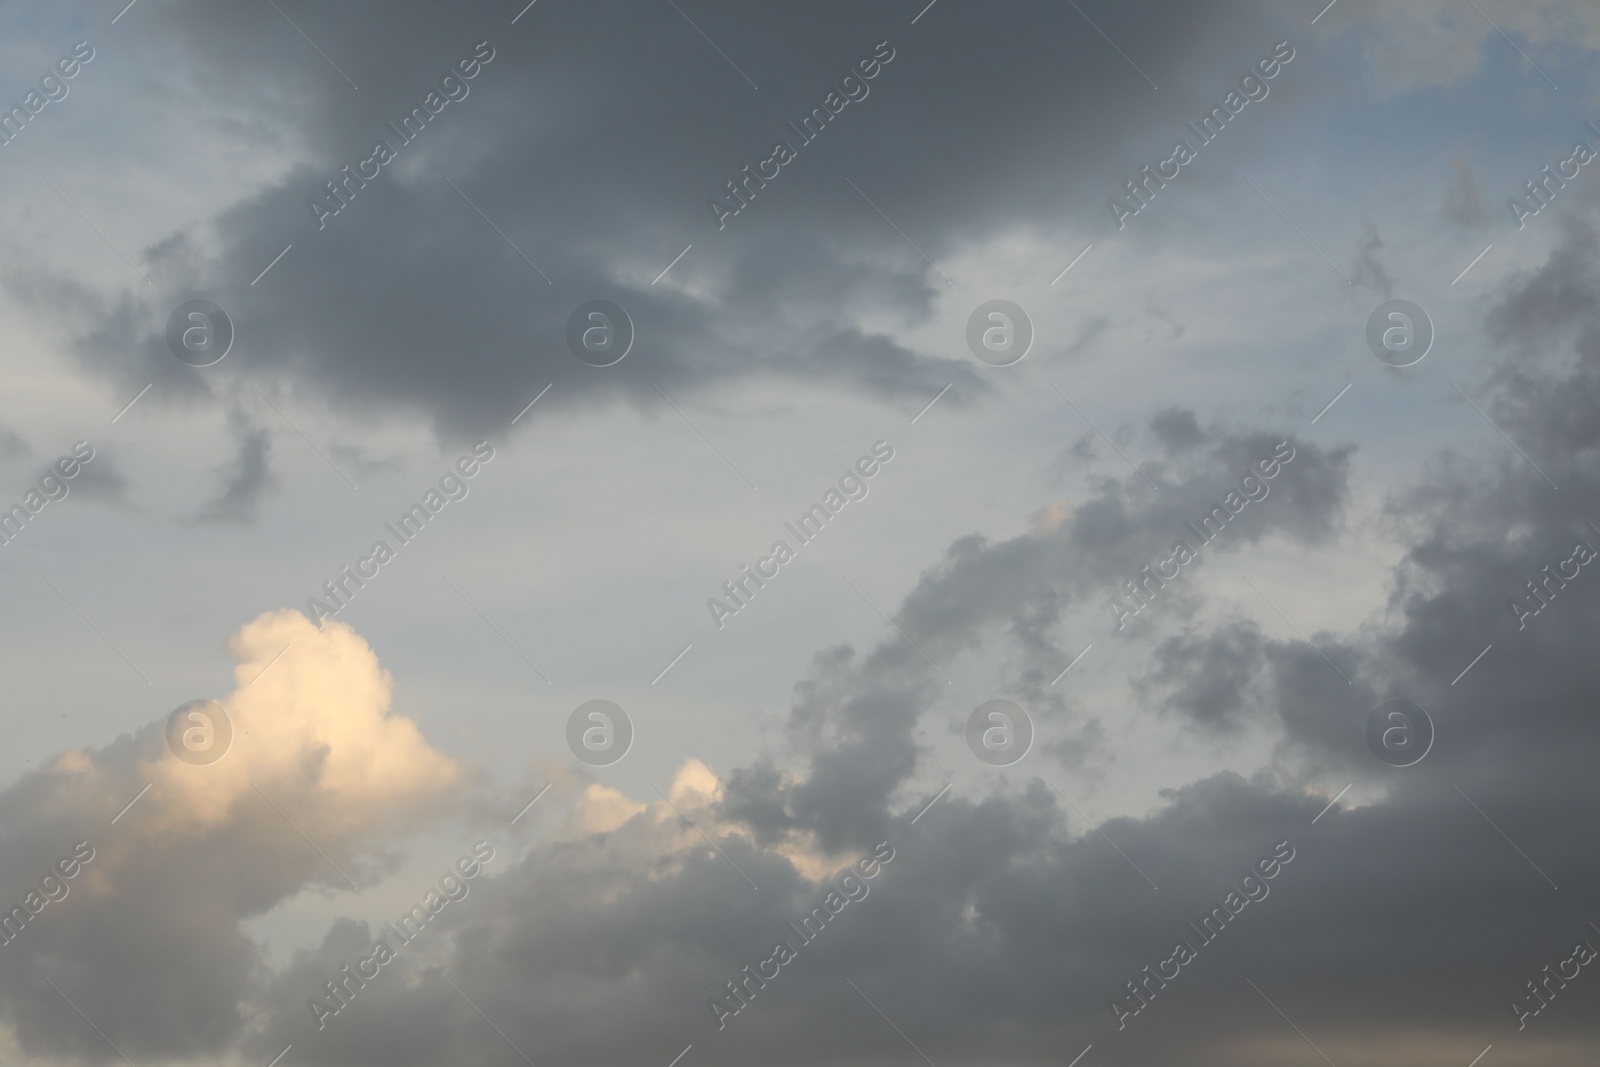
[{"left": 1, "top": 0, "right": 1599, "bottom": 1064}]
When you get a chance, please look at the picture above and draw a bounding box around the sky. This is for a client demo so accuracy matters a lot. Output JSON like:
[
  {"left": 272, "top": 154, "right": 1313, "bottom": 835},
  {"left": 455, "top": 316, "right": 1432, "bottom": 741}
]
[{"left": 0, "top": 0, "right": 1598, "bottom": 1065}]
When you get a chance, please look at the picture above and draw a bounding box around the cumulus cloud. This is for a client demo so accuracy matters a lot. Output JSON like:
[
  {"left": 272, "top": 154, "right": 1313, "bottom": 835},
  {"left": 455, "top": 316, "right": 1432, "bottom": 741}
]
[{"left": 0, "top": 610, "right": 461, "bottom": 1061}]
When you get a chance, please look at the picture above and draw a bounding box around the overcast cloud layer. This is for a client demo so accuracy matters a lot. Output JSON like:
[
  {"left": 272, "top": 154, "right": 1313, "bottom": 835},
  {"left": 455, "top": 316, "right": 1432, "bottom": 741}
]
[{"left": 1, "top": 2, "right": 1599, "bottom": 1065}]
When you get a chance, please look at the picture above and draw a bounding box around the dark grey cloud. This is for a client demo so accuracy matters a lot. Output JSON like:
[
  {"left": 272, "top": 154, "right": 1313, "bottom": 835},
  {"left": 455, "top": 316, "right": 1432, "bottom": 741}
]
[
  {"left": 883, "top": 419, "right": 1353, "bottom": 675},
  {"left": 11, "top": 0, "right": 1299, "bottom": 441},
  {"left": 194, "top": 409, "right": 276, "bottom": 524},
  {"left": 9, "top": 345, "right": 1600, "bottom": 1067},
  {"left": 645, "top": 197, "right": 1600, "bottom": 1063},
  {"left": 1150, "top": 407, "right": 1204, "bottom": 452},
  {"left": 1113, "top": 212, "right": 1600, "bottom": 775},
  {"left": 1482, "top": 213, "right": 1600, "bottom": 461},
  {"left": 226, "top": 758, "right": 1600, "bottom": 1067},
  {"left": 1137, "top": 621, "right": 1269, "bottom": 735}
]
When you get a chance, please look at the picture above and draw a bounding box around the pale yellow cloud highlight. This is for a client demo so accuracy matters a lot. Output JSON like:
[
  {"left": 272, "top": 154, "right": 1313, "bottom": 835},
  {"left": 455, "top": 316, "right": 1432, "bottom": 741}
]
[{"left": 71, "top": 610, "right": 462, "bottom": 897}]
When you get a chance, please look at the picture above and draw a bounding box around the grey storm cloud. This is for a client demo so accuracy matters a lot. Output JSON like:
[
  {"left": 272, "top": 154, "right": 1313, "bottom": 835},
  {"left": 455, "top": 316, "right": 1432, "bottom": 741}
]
[
  {"left": 1117, "top": 209, "right": 1600, "bottom": 767},
  {"left": 878, "top": 420, "right": 1354, "bottom": 676},
  {"left": 1137, "top": 620, "right": 1270, "bottom": 735},
  {"left": 1048, "top": 195, "right": 1600, "bottom": 1052},
  {"left": 1149, "top": 406, "right": 1205, "bottom": 452},
  {"left": 124, "top": 212, "right": 1599, "bottom": 1061},
  {"left": 16, "top": 0, "right": 1298, "bottom": 442},
  {"left": 9, "top": 358, "right": 1600, "bottom": 1067}
]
